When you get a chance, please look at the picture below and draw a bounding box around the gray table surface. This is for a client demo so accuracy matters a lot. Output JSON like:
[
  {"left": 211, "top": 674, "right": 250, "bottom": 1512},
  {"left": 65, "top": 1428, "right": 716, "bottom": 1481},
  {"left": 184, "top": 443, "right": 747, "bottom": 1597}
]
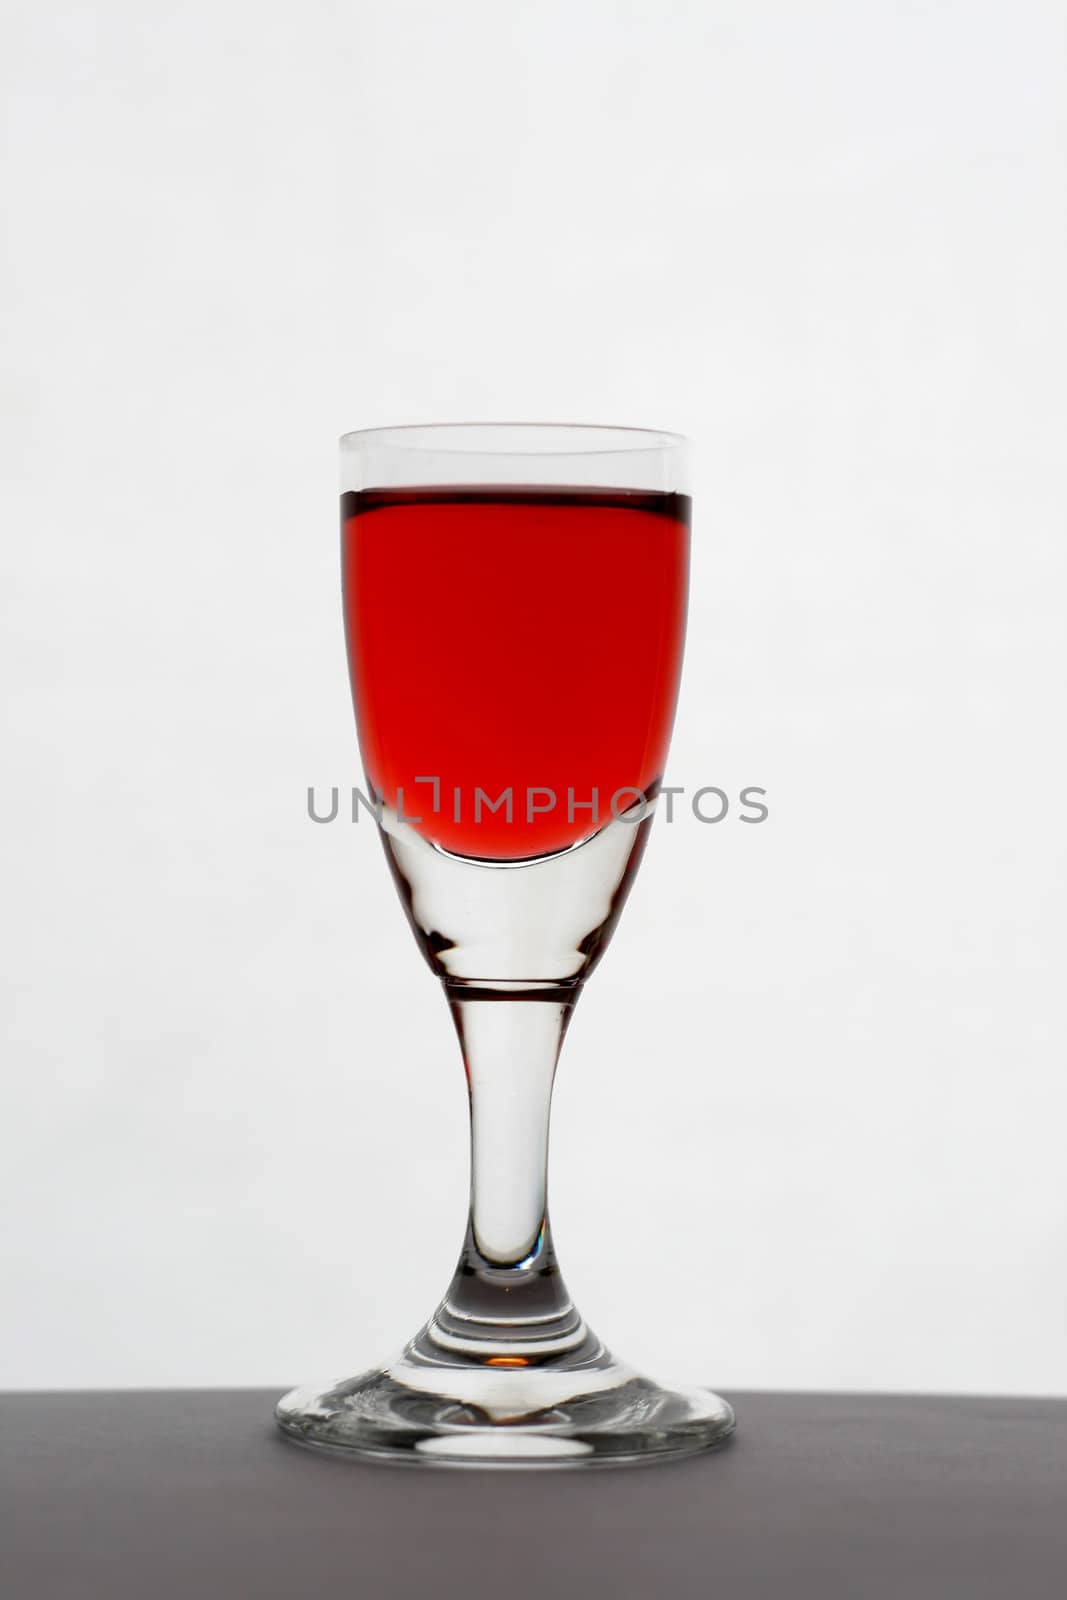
[{"left": 2, "top": 1390, "right": 1065, "bottom": 1598}]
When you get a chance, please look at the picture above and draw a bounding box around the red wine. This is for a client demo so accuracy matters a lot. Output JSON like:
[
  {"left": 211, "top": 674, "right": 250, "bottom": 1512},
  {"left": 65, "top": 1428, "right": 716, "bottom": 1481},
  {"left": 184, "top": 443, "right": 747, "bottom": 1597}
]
[{"left": 342, "top": 487, "right": 689, "bottom": 860}]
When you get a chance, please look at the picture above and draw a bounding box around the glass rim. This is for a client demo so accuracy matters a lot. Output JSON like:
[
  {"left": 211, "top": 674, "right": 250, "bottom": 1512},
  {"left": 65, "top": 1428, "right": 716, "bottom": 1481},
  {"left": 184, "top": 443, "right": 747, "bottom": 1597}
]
[{"left": 339, "top": 422, "right": 689, "bottom": 458}]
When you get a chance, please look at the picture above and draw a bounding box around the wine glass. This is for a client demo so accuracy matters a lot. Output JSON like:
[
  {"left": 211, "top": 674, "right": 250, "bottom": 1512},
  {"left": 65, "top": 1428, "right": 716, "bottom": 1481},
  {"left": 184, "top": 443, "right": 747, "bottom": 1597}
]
[{"left": 276, "top": 423, "right": 735, "bottom": 1465}]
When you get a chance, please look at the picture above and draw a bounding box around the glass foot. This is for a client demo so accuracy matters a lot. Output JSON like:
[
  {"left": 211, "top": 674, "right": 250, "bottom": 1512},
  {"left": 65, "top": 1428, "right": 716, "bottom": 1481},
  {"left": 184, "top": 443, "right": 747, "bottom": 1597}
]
[{"left": 276, "top": 1352, "right": 735, "bottom": 1467}]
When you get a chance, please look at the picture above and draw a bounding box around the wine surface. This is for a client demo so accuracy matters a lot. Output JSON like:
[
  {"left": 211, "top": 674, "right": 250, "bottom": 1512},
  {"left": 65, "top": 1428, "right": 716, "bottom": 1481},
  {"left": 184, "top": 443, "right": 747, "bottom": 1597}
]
[{"left": 342, "top": 487, "right": 689, "bottom": 859}]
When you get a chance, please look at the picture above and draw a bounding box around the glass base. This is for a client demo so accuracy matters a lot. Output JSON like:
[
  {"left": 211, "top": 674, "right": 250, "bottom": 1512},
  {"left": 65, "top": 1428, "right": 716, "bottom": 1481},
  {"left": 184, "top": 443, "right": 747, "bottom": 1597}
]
[{"left": 276, "top": 1353, "right": 735, "bottom": 1467}]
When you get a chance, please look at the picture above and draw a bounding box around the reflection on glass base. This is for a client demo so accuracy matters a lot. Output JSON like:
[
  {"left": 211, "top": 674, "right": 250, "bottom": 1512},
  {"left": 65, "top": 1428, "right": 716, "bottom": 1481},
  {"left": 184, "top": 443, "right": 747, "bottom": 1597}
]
[{"left": 276, "top": 1357, "right": 735, "bottom": 1468}]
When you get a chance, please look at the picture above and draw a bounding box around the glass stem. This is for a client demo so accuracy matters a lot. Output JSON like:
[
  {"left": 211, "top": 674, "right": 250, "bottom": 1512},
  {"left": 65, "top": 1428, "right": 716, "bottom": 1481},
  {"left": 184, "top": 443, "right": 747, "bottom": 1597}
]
[{"left": 421, "top": 984, "right": 587, "bottom": 1361}]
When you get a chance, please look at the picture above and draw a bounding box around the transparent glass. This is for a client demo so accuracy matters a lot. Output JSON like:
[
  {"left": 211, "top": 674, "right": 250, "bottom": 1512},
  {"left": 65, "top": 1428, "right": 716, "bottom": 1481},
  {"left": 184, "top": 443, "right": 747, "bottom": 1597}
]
[{"left": 276, "top": 423, "right": 735, "bottom": 1465}]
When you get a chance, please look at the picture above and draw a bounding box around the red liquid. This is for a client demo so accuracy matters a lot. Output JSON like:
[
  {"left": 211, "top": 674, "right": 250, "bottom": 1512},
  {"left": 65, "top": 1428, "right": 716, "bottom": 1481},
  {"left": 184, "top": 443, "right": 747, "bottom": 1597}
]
[{"left": 342, "top": 488, "right": 689, "bottom": 860}]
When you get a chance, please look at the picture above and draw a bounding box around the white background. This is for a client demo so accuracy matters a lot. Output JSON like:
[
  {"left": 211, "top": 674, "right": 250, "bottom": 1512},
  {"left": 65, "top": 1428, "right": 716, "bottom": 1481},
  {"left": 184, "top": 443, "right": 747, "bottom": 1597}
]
[{"left": 2, "top": 0, "right": 1065, "bottom": 1395}]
